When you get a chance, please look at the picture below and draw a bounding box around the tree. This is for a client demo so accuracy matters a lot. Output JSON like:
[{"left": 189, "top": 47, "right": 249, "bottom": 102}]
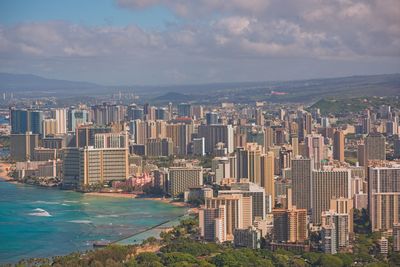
[
  {"left": 317, "top": 255, "right": 343, "bottom": 267},
  {"left": 135, "top": 252, "right": 162, "bottom": 266},
  {"left": 161, "top": 252, "right": 199, "bottom": 265}
]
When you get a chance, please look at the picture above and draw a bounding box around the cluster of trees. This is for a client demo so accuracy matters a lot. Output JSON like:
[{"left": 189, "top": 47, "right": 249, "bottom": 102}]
[{"left": 10, "top": 217, "right": 400, "bottom": 267}]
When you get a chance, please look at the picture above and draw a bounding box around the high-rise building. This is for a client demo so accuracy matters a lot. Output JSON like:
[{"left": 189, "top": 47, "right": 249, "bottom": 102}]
[
  {"left": 10, "top": 132, "right": 39, "bottom": 161},
  {"left": 291, "top": 157, "right": 312, "bottom": 211},
  {"left": 321, "top": 221, "right": 337, "bottom": 254},
  {"left": 62, "top": 147, "right": 80, "bottom": 188},
  {"left": 199, "top": 206, "right": 226, "bottom": 242},
  {"left": 68, "top": 109, "right": 89, "bottom": 132},
  {"left": 168, "top": 166, "right": 203, "bottom": 197},
  {"left": 146, "top": 138, "right": 173, "bottom": 157},
  {"left": 206, "top": 112, "right": 218, "bottom": 125},
  {"left": 305, "top": 134, "right": 325, "bottom": 169},
  {"left": 219, "top": 181, "right": 266, "bottom": 221},
  {"left": 42, "top": 119, "right": 58, "bottom": 138},
  {"left": 233, "top": 226, "right": 261, "bottom": 249},
  {"left": 255, "top": 108, "right": 264, "bottom": 126},
  {"left": 198, "top": 124, "right": 234, "bottom": 154},
  {"left": 191, "top": 105, "right": 203, "bottom": 120},
  {"left": 155, "top": 108, "right": 168, "bottom": 120},
  {"left": 261, "top": 151, "right": 275, "bottom": 207},
  {"left": 51, "top": 108, "right": 67, "bottom": 134},
  {"left": 192, "top": 137, "right": 205, "bottom": 156},
  {"left": 204, "top": 194, "right": 253, "bottom": 241},
  {"left": 393, "top": 223, "right": 400, "bottom": 252},
  {"left": 94, "top": 132, "right": 128, "bottom": 149},
  {"left": 263, "top": 127, "right": 274, "bottom": 152},
  {"left": 166, "top": 123, "right": 193, "bottom": 155},
  {"left": 365, "top": 133, "right": 386, "bottom": 161},
  {"left": 75, "top": 125, "right": 112, "bottom": 148},
  {"left": 333, "top": 130, "right": 345, "bottom": 162},
  {"left": 311, "top": 169, "right": 351, "bottom": 224},
  {"left": 368, "top": 166, "right": 400, "bottom": 232},
  {"left": 394, "top": 136, "right": 400, "bottom": 159},
  {"left": 357, "top": 143, "right": 366, "bottom": 166},
  {"left": 10, "top": 108, "right": 43, "bottom": 135},
  {"left": 330, "top": 198, "right": 354, "bottom": 235},
  {"left": 177, "top": 103, "right": 191, "bottom": 117},
  {"left": 127, "top": 105, "right": 144, "bottom": 121},
  {"left": 321, "top": 210, "right": 350, "bottom": 252},
  {"left": 272, "top": 189, "right": 307, "bottom": 243},
  {"left": 79, "top": 146, "right": 129, "bottom": 188},
  {"left": 10, "top": 108, "right": 28, "bottom": 134},
  {"left": 92, "top": 103, "right": 124, "bottom": 125}
]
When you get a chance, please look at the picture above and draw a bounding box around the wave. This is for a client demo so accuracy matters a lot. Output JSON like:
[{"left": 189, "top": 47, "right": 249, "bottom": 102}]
[
  {"left": 96, "top": 214, "right": 119, "bottom": 218},
  {"left": 28, "top": 208, "right": 52, "bottom": 217},
  {"left": 64, "top": 200, "right": 79, "bottom": 203},
  {"left": 68, "top": 220, "right": 92, "bottom": 224},
  {"left": 33, "top": 201, "right": 60, "bottom": 205},
  {"left": 61, "top": 203, "right": 70, "bottom": 206}
]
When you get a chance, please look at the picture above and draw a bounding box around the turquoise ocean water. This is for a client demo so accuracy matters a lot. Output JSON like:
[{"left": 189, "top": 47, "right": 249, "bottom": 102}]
[{"left": 0, "top": 180, "right": 185, "bottom": 263}]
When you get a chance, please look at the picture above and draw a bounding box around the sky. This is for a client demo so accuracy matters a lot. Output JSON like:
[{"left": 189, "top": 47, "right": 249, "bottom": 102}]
[{"left": 0, "top": 0, "right": 399, "bottom": 85}]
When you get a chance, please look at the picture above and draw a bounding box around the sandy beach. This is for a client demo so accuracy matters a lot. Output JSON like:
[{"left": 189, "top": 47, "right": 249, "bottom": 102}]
[
  {"left": 138, "top": 197, "right": 190, "bottom": 208},
  {"left": 85, "top": 192, "right": 191, "bottom": 209},
  {"left": 84, "top": 192, "right": 138, "bottom": 199},
  {"left": 0, "top": 162, "right": 13, "bottom": 181}
]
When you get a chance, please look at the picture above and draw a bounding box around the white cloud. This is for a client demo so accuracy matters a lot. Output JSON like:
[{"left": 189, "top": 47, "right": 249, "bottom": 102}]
[{"left": 0, "top": 0, "right": 399, "bottom": 84}]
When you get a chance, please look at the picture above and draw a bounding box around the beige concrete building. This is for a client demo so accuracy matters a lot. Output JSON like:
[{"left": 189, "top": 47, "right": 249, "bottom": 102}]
[
  {"left": 311, "top": 169, "right": 352, "bottom": 224},
  {"left": 42, "top": 119, "right": 58, "bottom": 138},
  {"left": 368, "top": 166, "right": 400, "bottom": 232},
  {"left": 168, "top": 166, "right": 203, "bottom": 197},
  {"left": 204, "top": 194, "right": 253, "bottom": 241},
  {"left": 261, "top": 151, "right": 275, "bottom": 207},
  {"left": 79, "top": 146, "right": 129, "bottom": 187},
  {"left": 272, "top": 188, "right": 307, "bottom": 243},
  {"left": 51, "top": 108, "right": 67, "bottom": 134}
]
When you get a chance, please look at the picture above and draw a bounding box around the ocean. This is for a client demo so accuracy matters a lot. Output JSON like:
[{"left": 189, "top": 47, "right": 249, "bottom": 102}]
[{"left": 0, "top": 180, "right": 186, "bottom": 263}]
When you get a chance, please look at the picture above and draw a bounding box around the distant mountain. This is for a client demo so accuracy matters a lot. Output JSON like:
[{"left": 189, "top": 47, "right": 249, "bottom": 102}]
[
  {"left": 152, "top": 92, "right": 195, "bottom": 104},
  {"left": 0, "top": 73, "right": 103, "bottom": 96},
  {"left": 0, "top": 72, "right": 399, "bottom": 103}
]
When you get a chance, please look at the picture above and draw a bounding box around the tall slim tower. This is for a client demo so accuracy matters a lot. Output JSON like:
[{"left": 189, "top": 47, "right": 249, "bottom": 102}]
[
  {"left": 333, "top": 130, "right": 345, "bottom": 162},
  {"left": 291, "top": 157, "right": 312, "bottom": 211},
  {"left": 261, "top": 151, "right": 275, "bottom": 207}
]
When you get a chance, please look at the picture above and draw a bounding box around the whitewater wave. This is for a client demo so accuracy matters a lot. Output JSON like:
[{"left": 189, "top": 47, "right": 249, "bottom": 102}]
[
  {"left": 96, "top": 214, "right": 119, "bottom": 218},
  {"left": 64, "top": 200, "right": 79, "bottom": 203},
  {"left": 29, "top": 208, "right": 52, "bottom": 217},
  {"left": 61, "top": 203, "right": 70, "bottom": 206},
  {"left": 33, "top": 201, "right": 59, "bottom": 205},
  {"left": 68, "top": 220, "right": 92, "bottom": 224}
]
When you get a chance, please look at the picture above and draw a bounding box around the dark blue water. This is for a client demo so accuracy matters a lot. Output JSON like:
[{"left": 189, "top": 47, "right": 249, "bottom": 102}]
[{"left": 0, "top": 181, "right": 185, "bottom": 263}]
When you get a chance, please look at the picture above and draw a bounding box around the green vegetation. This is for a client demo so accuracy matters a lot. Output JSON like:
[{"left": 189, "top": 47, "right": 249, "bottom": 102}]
[
  {"left": 354, "top": 208, "right": 371, "bottom": 234},
  {"left": 310, "top": 96, "right": 400, "bottom": 116},
  {"left": 8, "top": 216, "right": 400, "bottom": 267}
]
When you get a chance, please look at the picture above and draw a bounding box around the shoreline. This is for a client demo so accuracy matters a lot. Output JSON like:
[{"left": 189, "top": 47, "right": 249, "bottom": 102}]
[
  {"left": 1, "top": 168, "right": 193, "bottom": 210},
  {"left": 0, "top": 162, "right": 13, "bottom": 181},
  {"left": 84, "top": 192, "right": 138, "bottom": 199},
  {"left": 85, "top": 192, "right": 191, "bottom": 209}
]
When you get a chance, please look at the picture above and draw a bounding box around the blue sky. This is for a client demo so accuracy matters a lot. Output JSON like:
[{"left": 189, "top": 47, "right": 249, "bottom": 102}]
[
  {"left": 0, "top": 0, "right": 399, "bottom": 85},
  {"left": 0, "top": 0, "right": 175, "bottom": 28}
]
